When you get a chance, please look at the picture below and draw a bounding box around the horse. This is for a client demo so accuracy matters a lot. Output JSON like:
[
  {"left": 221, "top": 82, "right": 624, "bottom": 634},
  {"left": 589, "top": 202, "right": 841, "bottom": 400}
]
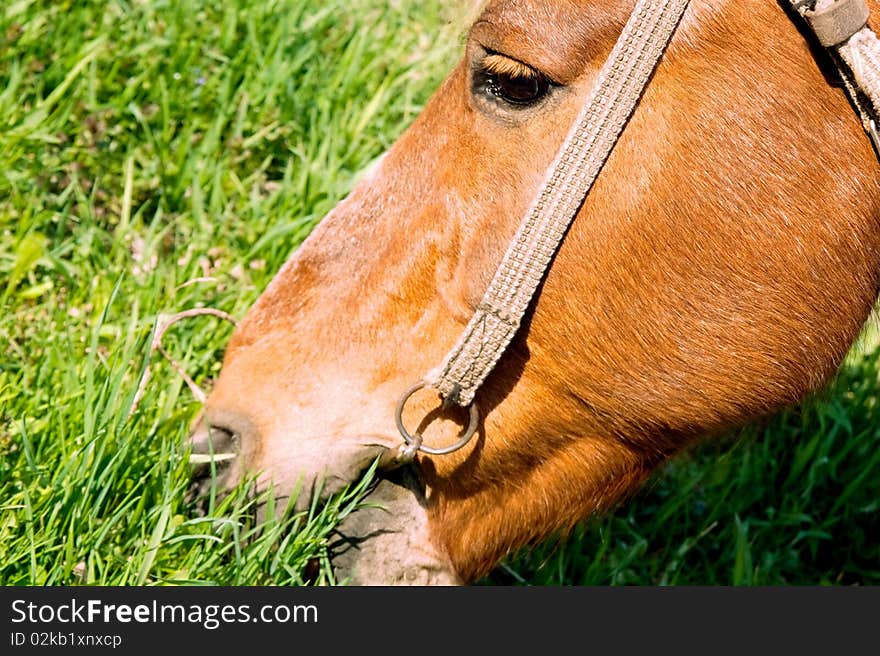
[{"left": 187, "top": 0, "right": 880, "bottom": 584}]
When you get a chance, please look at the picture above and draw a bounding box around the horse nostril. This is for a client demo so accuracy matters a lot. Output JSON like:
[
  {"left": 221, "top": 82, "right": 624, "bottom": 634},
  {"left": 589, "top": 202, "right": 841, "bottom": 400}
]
[
  {"left": 190, "top": 424, "right": 238, "bottom": 455},
  {"left": 188, "top": 418, "right": 240, "bottom": 476},
  {"left": 187, "top": 418, "right": 241, "bottom": 506}
]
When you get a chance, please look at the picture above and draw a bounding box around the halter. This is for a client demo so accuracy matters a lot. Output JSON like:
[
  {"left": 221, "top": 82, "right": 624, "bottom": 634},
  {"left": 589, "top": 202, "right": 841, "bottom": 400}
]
[{"left": 389, "top": 0, "right": 880, "bottom": 465}]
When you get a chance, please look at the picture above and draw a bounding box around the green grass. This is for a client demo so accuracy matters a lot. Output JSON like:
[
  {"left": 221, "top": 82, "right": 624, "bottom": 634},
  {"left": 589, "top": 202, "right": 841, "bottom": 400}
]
[
  {"left": 0, "top": 0, "right": 460, "bottom": 585},
  {"left": 1, "top": 0, "right": 877, "bottom": 586}
]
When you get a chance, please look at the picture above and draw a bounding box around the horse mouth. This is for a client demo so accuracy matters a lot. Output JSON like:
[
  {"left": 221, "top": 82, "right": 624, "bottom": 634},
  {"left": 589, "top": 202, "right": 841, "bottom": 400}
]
[
  {"left": 326, "top": 465, "right": 461, "bottom": 585},
  {"left": 185, "top": 436, "right": 461, "bottom": 585}
]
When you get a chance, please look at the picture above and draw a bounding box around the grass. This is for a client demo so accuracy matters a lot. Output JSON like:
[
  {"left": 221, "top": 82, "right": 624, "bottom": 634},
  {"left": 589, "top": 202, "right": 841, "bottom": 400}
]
[
  {"left": 1, "top": 0, "right": 877, "bottom": 586},
  {"left": 0, "top": 0, "right": 460, "bottom": 586}
]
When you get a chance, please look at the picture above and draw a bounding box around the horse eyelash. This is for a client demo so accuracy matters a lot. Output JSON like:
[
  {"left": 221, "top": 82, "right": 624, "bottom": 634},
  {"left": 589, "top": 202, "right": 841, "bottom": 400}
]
[{"left": 481, "top": 53, "right": 541, "bottom": 80}]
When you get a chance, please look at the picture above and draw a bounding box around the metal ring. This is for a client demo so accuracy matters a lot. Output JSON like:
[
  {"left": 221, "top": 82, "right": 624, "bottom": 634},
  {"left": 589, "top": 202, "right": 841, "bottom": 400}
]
[{"left": 394, "top": 381, "right": 480, "bottom": 456}]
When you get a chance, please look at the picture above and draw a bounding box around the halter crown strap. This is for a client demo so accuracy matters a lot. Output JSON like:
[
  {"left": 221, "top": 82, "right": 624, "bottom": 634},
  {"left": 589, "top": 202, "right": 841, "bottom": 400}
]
[{"left": 424, "top": 0, "right": 692, "bottom": 407}]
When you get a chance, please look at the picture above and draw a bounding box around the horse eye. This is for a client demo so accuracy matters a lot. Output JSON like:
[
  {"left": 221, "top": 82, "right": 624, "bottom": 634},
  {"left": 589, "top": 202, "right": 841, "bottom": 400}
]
[
  {"left": 486, "top": 71, "right": 549, "bottom": 105},
  {"left": 476, "top": 54, "right": 551, "bottom": 108}
]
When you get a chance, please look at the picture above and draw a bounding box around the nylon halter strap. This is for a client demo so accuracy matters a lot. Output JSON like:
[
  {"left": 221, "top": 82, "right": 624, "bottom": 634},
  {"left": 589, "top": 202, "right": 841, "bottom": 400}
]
[
  {"left": 391, "top": 0, "right": 880, "bottom": 462},
  {"left": 389, "top": 0, "right": 692, "bottom": 462},
  {"left": 428, "top": 0, "right": 693, "bottom": 408}
]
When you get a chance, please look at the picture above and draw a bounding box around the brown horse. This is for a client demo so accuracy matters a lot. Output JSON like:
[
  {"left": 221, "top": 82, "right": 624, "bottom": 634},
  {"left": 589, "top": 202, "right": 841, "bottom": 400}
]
[{"left": 188, "top": 0, "right": 880, "bottom": 584}]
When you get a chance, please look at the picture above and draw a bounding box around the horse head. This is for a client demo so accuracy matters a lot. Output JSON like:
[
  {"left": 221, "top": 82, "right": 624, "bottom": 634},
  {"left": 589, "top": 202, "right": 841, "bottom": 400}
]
[{"left": 188, "top": 0, "right": 880, "bottom": 584}]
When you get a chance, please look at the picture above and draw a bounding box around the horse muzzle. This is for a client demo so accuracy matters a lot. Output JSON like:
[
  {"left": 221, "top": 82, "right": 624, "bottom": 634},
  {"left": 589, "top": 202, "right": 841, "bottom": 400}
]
[{"left": 185, "top": 410, "right": 461, "bottom": 585}]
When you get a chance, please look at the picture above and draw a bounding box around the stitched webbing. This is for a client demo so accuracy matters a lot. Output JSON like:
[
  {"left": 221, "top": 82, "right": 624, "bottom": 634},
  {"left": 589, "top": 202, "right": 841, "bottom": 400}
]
[{"left": 426, "top": 0, "right": 692, "bottom": 407}]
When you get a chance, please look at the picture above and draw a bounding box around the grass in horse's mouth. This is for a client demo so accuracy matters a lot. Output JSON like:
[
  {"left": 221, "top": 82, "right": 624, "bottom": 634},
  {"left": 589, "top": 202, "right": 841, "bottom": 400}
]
[{"left": 181, "top": 459, "right": 381, "bottom": 585}]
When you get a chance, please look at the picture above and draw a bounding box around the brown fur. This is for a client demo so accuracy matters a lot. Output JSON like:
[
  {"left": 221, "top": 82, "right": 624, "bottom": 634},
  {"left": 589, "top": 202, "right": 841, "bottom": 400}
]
[{"left": 200, "top": 1, "right": 880, "bottom": 583}]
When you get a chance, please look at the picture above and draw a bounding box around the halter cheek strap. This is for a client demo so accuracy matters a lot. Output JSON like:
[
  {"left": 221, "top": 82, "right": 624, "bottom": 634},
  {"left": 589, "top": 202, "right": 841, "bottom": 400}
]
[
  {"left": 425, "top": 0, "right": 693, "bottom": 409},
  {"left": 388, "top": 0, "right": 692, "bottom": 465}
]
